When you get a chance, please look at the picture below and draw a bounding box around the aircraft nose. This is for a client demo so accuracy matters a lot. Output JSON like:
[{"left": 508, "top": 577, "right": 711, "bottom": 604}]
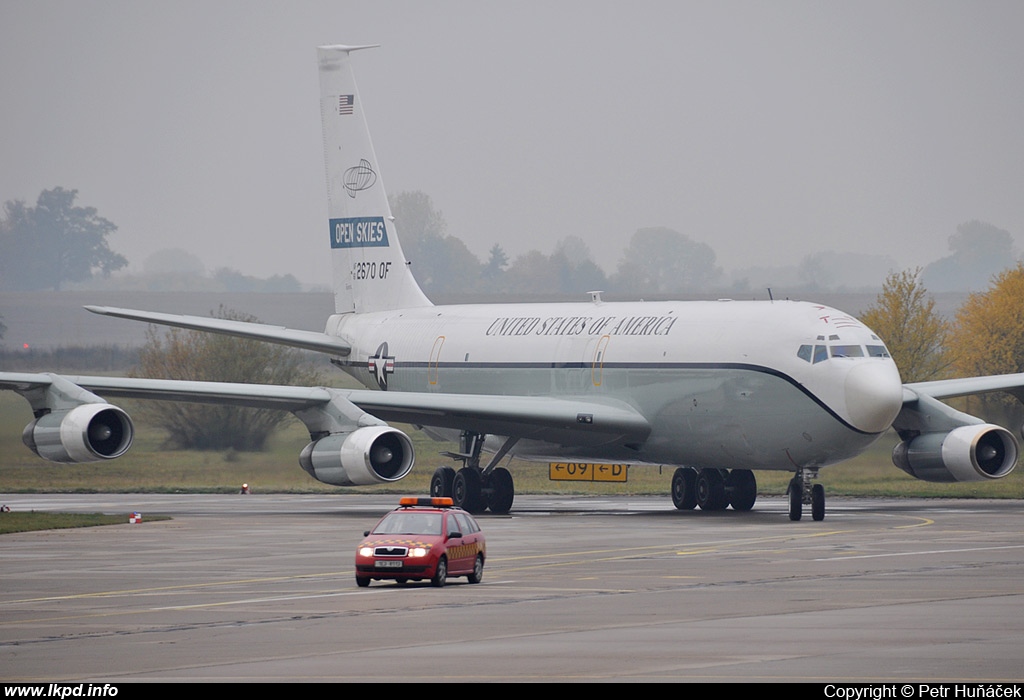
[{"left": 844, "top": 361, "right": 903, "bottom": 433}]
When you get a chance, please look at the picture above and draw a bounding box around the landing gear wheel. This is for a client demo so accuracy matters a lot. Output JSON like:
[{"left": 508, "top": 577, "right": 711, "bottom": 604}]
[
  {"left": 671, "top": 467, "right": 698, "bottom": 510},
  {"left": 696, "top": 469, "right": 728, "bottom": 511},
  {"left": 430, "top": 466, "right": 456, "bottom": 498},
  {"left": 453, "top": 468, "right": 484, "bottom": 513},
  {"left": 467, "top": 554, "right": 484, "bottom": 584},
  {"left": 727, "top": 469, "right": 757, "bottom": 511},
  {"left": 431, "top": 556, "right": 448, "bottom": 588},
  {"left": 788, "top": 476, "right": 803, "bottom": 521},
  {"left": 811, "top": 483, "right": 825, "bottom": 522},
  {"left": 356, "top": 576, "right": 370, "bottom": 588},
  {"left": 483, "top": 467, "right": 514, "bottom": 514}
]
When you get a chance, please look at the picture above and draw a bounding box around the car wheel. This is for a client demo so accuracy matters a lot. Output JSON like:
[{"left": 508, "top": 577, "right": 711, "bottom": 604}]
[
  {"left": 356, "top": 576, "right": 370, "bottom": 588},
  {"left": 467, "top": 554, "right": 484, "bottom": 584},
  {"left": 431, "top": 555, "right": 448, "bottom": 588}
]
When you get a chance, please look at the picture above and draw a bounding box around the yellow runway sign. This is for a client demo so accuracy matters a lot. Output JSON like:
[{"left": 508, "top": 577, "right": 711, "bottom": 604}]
[{"left": 549, "top": 463, "right": 629, "bottom": 482}]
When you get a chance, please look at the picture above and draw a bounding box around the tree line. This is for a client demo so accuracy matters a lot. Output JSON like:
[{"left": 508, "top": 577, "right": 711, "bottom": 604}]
[
  {"left": 391, "top": 192, "right": 1021, "bottom": 298},
  {"left": 1, "top": 187, "right": 1019, "bottom": 296}
]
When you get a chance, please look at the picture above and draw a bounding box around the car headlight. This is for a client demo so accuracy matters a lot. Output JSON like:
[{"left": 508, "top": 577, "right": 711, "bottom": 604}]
[
  {"left": 358, "top": 546, "right": 373, "bottom": 557},
  {"left": 409, "top": 547, "right": 428, "bottom": 558}
]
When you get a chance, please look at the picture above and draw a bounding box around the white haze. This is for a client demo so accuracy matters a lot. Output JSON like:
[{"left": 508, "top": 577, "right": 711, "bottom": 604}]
[{"left": 1, "top": 1, "right": 1022, "bottom": 289}]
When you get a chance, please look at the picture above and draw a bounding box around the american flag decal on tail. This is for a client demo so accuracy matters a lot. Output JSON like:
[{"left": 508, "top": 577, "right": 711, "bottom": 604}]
[{"left": 338, "top": 94, "right": 354, "bottom": 115}]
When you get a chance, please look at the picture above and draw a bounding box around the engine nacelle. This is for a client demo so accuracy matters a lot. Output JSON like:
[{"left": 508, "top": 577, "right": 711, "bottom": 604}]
[
  {"left": 892, "top": 424, "right": 1018, "bottom": 483},
  {"left": 298, "top": 426, "right": 415, "bottom": 486},
  {"left": 22, "top": 404, "right": 135, "bottom": 463}
]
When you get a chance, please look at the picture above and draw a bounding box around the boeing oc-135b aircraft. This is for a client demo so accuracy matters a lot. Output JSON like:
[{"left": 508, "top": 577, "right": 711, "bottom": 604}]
[{"left": 3, "top": 45, "right": 1023, "bottom": 521}]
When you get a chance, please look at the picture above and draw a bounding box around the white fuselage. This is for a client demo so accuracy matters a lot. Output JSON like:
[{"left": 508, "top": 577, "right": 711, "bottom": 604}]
[{"left": 325, "top": 298, "right": 905, "bottom": 471}]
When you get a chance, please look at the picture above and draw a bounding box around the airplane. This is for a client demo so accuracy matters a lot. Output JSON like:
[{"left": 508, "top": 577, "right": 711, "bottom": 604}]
[{"left": 2, "top": 44, "right": 1022, "bottom": 522}]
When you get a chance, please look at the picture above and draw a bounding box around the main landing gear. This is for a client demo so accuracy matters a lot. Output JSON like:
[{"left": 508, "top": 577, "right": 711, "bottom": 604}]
[
  {"left": 787, "top": 468, "right": 825, "bottom": 521},
  {"left": 670, "top": 467, "right": 757, "bottom": 512},
  {"left": 430, "top": 431, "right": 516, "bottom": 515}
]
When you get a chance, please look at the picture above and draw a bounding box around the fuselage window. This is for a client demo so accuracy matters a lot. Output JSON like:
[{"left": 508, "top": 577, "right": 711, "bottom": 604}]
[
  {"left": 813, "top": 345, "right": 829, "bottom": 364},
  {"left": 866, "top": 344, "right": 891, "bottom": 358},
  {"left": 797, "top": 345, "right": 813, "bottom": 362},
  {"left": 830, "top": 344, "right": 865, "bottom": 358}
]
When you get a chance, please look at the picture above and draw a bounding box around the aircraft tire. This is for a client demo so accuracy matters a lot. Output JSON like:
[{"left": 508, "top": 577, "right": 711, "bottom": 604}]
[
  {"left": 727, "top": 469, "right": 757, "bottom": 511},
  {"left": 788, "top": 477, "right": 803, "bottom": 521},
  {"left": 430, "top": 466, "right": 456, "bottom": 498},
  {"left": 671, "top": 467, "right": 698, "bottom": 510},
  {"left": 484, "top": 467, "right": 514, "bottom": 514},
  {"left": 696, "top": 469, "right": 728, "bottom": 511},
  {"left": 453, "top": 468, "right": 484, "bottom": 513},
  {"left": 811, "top": 483, "right": 825, "bottom": 521}
]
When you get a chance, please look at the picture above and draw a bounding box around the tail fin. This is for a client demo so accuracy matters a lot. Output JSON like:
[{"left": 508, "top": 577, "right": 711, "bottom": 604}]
[{"left": 317, "top": 45, "right": 432, "bottom": 314}]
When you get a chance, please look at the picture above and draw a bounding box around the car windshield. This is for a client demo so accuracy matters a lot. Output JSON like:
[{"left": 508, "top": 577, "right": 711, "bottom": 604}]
[{"left": 372, "top": 511, "right": 443, "bottom": 536}]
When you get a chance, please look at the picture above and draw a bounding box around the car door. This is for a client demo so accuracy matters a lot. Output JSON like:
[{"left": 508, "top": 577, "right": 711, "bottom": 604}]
[
  {"left": 450, "top": 511, "right": 483, "bottom": 574},
  {"left": 444, "top": 511, "right": 470, "bottom": 574}
]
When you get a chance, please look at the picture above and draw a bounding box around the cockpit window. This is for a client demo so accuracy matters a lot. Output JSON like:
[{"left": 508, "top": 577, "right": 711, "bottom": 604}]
[
  {"left": 866, "top": 344, "right": 891, "bottom": 358},
  {"left": 797, "top": 345, "right": 813, "bottom": 362},
  {"left": 830, "top": 344, "right": 865, "bottom": 358},
  {"left": 813, "top": 345, "right": 829, "bottom": 364}
]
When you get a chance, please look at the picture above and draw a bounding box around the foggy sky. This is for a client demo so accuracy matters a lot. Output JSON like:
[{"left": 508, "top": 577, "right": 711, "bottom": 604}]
[{"left": 2, "top": 1, "right": 1023, "bottom": 288}]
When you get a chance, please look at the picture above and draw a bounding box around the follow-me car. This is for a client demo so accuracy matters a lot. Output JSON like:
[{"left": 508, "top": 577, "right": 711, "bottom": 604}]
[
  {"left": 0, "top": 44, "right": 1021, "bottom": 523},
  {"left": 356, "top": 497, "right": 485, "bottom": 587}
]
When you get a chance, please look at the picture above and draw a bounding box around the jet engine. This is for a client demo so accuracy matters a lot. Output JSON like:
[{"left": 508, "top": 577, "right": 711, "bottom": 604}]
[
  {"left": 892, "top": 424, "right": 1018, "bottom": 483},
  {"left": 22, "top": 404, "right": 134, "bottom": 463},
  {"left": 298, "top": 425, "right": 415, "bottom": 486}
]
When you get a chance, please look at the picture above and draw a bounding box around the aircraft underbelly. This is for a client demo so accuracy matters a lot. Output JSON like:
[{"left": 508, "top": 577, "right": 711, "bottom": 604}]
[{"left": 387, "top": 364, "right": 879, "bottom": 471}]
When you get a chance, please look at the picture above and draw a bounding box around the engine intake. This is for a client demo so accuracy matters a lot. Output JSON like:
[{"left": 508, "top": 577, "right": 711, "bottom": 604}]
[
  {"left": 22, "top": 404, "right": 135, "bottom": 463},
  {"left": 299, "top": 425, "right": 415, "bottom": 486},
  {"left": 892, "top": 424, "right": 1018, "bottom": 483}
]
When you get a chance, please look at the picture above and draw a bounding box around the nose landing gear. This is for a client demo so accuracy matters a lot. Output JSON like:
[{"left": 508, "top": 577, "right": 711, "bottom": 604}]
[{"left": 787, "top": 468, "right": 825, "bottom": 521}]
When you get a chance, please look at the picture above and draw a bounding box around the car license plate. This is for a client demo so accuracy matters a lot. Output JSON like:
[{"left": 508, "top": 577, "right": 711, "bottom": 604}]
[{"left": 375, "top": 560, "right": 403, "bottom": 569}]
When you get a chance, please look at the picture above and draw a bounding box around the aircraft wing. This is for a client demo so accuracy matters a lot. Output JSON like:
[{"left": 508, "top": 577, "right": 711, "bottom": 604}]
[
  {"left": 84, "top": 305, "right": 351, "bottom": 357},
  {"left": 343, "top": 389, "right": 651, "bottom": 446},
  {"left": 903, "top": 373, "right": 1024, "bottom": 403},
  {"left": 0, "top": 373, "right": 651, "bottom": 447}
]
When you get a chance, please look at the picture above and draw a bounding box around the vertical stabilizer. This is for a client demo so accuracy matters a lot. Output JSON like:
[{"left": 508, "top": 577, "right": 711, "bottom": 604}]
[{"left": 317, "top": 45, "right": 432, "bottom": 314}]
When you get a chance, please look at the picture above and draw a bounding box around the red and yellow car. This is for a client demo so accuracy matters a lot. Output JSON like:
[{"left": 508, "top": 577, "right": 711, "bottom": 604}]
[{"left": 355, "top": 497, "right": 486, "bottom": 587}]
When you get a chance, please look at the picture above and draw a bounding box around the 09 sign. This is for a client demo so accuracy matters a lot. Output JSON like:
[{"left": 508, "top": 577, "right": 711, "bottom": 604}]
[{"left": 549, "top": 463, "right": 628, "bottom": 482}]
